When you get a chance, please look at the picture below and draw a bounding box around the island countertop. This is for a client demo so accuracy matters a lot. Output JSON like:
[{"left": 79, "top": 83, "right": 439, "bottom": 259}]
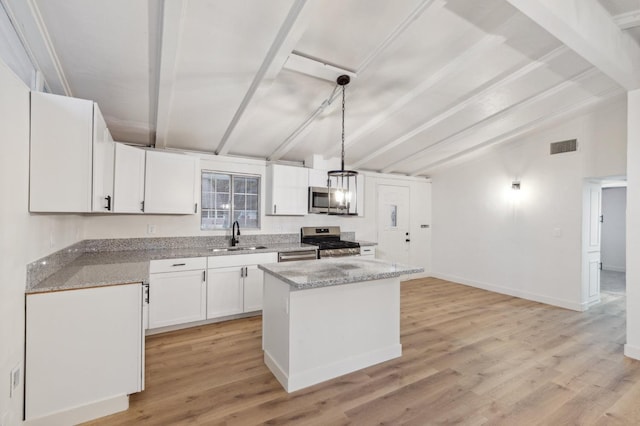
[{"left": 258, "top": 257, "right": 423, "bottom": 289}]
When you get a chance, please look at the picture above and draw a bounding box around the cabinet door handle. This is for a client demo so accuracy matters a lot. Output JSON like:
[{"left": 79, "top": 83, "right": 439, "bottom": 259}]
[
  {"left": 244, "top": 267, "right": 248, "bottom": 277},
  {"left": 194, "top": 203, "right": 198, "bottom": 213},
  {"left": 144, "top": 283, "right": 150, "bottom": 304},
  {"left": 172, "top": 263, "right": 186, "bottom": 267},
  {"left": 141, "top": 200, "right": 145, "bottom": 212},
  {"left": 240, "top": 267, "right": 244, "bottom": 278},
  {"left": 105, "top": 195, "right": 112, "bottom": 211},
  {"left": 202, "top": 270, "right": 206, "bottom": 282},
  {"left": 273, "top": 204, "right": 277, "bottom": 214}
]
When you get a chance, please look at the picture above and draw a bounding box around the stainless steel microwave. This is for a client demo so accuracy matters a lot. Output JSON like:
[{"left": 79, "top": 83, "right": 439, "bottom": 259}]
[{"left": 308, "top": 186, "right": 349, "bottom": 214}]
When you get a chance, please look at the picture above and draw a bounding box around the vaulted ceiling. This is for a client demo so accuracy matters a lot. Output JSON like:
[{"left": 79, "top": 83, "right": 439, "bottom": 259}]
[{"left": 4, "top": 0, "right": 640, "bottom": 176}]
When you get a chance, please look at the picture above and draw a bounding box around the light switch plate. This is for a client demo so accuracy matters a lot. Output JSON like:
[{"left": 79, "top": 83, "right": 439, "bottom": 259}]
[{"left": 9, "top": 364, "right": 20, "bottom": 398}]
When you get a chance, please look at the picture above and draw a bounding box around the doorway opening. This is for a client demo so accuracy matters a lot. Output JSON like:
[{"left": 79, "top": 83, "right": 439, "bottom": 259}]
[
  {"left": 581, "top": 176, "right": 627, "bottom": 309},
  {"left": 600, "top": 180, "right": 627, "bottom": 303}
]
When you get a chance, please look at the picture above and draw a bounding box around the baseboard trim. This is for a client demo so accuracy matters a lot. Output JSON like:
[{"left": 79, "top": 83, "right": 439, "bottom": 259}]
[
  {"left": 25, "top": 394, "right": 128, "bottom": 426},
  {"left": 430, "top": 272, "right": 586, "bottom": 312},
  {"left": 265, "top": 345, "right": 402, "bottom": 393},
  {"left": 624, "top": 344, "right": 640, "bottom": 360}
]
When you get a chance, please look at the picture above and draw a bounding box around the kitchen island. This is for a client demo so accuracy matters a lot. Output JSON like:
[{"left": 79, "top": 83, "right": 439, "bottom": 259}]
[{"left": 258, "top": 257, "right": 423, "bottom": 392}]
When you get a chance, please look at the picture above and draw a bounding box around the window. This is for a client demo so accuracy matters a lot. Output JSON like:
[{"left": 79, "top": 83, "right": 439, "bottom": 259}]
[{"left": 201, "top": 171, "right": 260, "bottom": 230}]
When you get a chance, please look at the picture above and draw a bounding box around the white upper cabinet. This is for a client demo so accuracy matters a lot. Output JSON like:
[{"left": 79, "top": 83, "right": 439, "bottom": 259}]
[
  {"left": 113, "top": 143, "right": 145, "bottom": 213},
  {"left": 30, "top": 92, "right": 94, "bottom": 212},
  {"left": 91, "top": 104, "right": 115, "bottom": 212},
  {"left": 144, "top": 150, "right": 199, "bottom": 214},
  {"left": 265, "top": 164, "right": 308, "bottom": 215},
  {"left": 308, "top": 168, "right": 328, "bottom": 187}
]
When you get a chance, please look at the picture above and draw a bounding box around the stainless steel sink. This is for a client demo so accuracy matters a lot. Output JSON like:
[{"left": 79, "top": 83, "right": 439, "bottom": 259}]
[{"left": 211, "top": 245, "right": 268, "bottom": 252}]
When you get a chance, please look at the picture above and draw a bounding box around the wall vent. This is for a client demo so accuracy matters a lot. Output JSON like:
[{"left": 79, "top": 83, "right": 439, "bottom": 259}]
[{"left": 550, "top": 139, "right": 577, "bottom": 155}]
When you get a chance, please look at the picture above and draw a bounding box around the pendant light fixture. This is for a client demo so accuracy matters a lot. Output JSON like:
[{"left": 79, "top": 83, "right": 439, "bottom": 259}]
[{"left": 327, "top": 75, "right": 358, "bottom": 215}]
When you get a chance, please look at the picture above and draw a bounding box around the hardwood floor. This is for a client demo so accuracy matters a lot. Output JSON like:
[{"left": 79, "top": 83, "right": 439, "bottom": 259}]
[{"left": 85, "top": 277, "right": 639, "bottom": 425}]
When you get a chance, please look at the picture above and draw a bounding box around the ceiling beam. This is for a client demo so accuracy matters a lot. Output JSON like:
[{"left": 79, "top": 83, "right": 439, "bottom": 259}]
[
  {"left": 380, "top": 67, "right": 600, "bottom": 174},
  {"left": 411, "top": 88, "right": 623, "bottom": 176},
  {"left": 505, "top": 0, "right": 640, "bottom": 90},
  {"left": 614, "top": 10, "right": 640, "bottom": 30},
  {"left": 266, "top": 0, "right": 440, "bottom": 161},
  {"left": 326, "top": 27, "right": 510, "bottom": 159},
  {"left": 2, "top": 0, "right": 71, "bottom": 94},
  {"left": 154, "top": 0, "right": 187, "bottom": 149},
  {"left": 350, "top": 45, "right": 569, "bottom": 168},
  {"left": 215, "top": 0, "right": 310, "bottom": 156},
  {"left": 147, "top": 0, "right": 164, "bottom": 147}
]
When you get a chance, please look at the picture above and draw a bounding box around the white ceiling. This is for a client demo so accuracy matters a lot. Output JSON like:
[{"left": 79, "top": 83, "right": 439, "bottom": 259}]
[{"left": 5, "top": 0, "right": 640, "bottom": 176}]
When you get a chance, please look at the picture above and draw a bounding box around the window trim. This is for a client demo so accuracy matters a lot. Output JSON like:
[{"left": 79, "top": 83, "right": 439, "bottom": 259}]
[{"left": 200, "top": 170, "right": 261, "bottom": 230}]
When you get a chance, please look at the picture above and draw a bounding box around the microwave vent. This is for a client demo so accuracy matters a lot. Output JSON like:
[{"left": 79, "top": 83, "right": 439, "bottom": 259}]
[{"left": 550, "top": 139, "right": 577, "bottom": 155}]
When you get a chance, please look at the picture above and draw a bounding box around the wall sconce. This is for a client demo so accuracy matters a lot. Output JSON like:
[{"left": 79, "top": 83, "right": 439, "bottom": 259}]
[{"left": 512, "top": 181, "right": 521, "bottom": 190}]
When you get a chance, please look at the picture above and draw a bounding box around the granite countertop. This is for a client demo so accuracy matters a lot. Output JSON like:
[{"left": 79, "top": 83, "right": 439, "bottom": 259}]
[
  {"left": 258, "top": 257, "right": 423, "bottom": 290},
  {"left": 27, "top": 243, "right": 317, "bottom": 294}
]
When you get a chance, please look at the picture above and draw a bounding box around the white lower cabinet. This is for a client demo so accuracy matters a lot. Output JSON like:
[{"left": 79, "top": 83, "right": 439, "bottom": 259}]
[
  {"left": 25, "top": 283, "right": 144, "bottom": 423},
  {"left": 207, "top": 252, "right": 278, "bottom": 318},
  {"left": 206, "top": 266, "right": 244, "bottom": 317},
  {"left": 148, "top": 257, "right": 207, "bottom": 329}
]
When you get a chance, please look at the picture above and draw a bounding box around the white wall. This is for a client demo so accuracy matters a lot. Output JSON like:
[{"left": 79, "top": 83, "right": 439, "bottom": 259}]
[
  {"left": 626, "top": 90, "right": 640, "bottom": 360},
  {"left": 0, "top": 60, "right": 84, "bottom": 425},
  {"left": 601, "top": 187, "right": 626, "bottom": 272},
  {"left": 431, "top": 98, "right": 627, "bottom": 311},
  {"left": 84, "top": 155, "right": 429, "bottom": 249}
]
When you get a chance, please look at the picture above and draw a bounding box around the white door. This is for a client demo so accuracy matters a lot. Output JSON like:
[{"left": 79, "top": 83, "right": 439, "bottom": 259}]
[
  {"left": 377, "top": 184, "right": 410, "bottom": 265},
  {"left": 582, "top": 182, "right": 602, "bottom": 304}
]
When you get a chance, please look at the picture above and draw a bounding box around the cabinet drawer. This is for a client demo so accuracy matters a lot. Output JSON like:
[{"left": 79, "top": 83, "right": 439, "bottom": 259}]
[
  {"left": 150, "top": 257, "right": 207, "bottom": 273},
  {"left": 360, "top": 246, "right": 376, "bottom": 257},
  {"left": 208, "top": 252, "right": 277, "bottom": 268}
]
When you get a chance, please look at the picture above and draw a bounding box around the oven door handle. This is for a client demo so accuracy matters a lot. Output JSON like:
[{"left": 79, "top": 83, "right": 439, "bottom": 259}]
[{"left": 278, "top": 251, "right": 318, "bottom": 262}]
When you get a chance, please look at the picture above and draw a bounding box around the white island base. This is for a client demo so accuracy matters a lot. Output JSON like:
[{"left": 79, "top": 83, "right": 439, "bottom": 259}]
[{"left": 262, "top": 274, "right": 401, "bottom": 393}]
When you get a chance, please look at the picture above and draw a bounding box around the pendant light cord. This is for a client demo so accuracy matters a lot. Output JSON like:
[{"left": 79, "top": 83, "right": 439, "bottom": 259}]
[{"left": 341, "top": 83, "right": 346, "bottom": 171}]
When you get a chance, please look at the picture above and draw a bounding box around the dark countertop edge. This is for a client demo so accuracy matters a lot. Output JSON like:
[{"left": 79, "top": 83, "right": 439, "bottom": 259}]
[
  {"left": 26, "top": 244, "right": 317, "bottom": 294},
  {"left": 259, "top": 265, "right": 424, "bottom": 289}
]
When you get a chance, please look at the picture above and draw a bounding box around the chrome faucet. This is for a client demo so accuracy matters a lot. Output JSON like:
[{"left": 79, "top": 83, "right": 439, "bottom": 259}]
[{"left": 231, "top": 220, "right": 241, "bottom": 246}]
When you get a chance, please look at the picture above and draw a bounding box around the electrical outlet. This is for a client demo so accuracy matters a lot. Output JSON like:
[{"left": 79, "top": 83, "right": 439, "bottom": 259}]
[
  {"left": 9, "top": 364, "right": 20, "bottom": 398},
  {"left": 147, "top": 224, "right": 157, "bottom": 235}
]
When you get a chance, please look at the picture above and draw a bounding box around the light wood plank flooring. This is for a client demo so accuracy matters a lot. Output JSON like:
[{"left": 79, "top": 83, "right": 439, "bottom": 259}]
[{"left": 85, "top": 277, "right": 638, "bottom": 425}]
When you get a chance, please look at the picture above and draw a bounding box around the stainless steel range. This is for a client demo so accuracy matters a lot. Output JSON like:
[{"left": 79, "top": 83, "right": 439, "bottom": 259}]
[{"left": 301, "top": 226, "right": 360, "bottom": 258}]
